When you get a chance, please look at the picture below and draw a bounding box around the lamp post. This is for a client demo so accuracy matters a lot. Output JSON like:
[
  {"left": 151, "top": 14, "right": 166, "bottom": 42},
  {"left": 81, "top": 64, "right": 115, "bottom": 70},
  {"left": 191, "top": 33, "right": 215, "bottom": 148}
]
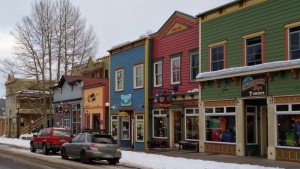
[{"left": 16, "top": 105, "right": 20, "bottom": 138}]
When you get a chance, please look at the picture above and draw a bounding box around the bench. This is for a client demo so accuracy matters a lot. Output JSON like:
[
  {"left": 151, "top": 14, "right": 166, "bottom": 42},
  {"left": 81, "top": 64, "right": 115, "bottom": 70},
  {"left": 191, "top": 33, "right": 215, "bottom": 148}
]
[
  {"left": 148, "top": 138, "right": 167, "bottom": 148},
  {"left": 178, "top": 141, "right": 199, "bottom": 152}
]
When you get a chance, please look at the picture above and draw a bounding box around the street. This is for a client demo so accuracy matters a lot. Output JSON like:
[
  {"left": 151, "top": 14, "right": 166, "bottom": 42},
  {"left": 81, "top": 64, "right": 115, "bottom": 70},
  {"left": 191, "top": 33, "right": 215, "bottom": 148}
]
[{"left": 0, "top": 144, "right": 137, "bottom": 169}]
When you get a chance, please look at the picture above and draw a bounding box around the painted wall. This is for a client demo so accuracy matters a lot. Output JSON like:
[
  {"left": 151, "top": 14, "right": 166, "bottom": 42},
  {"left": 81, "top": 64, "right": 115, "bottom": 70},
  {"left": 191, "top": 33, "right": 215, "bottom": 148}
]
[{"left": 53, "top": 81, "right": 82, "bottom": 103}]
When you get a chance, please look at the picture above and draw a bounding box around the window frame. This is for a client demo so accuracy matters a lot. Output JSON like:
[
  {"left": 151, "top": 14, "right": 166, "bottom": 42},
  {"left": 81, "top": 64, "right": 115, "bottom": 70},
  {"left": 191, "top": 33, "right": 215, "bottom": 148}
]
[
  {"left": 133, "top": 64, "right": 144, "bottom": 89},
  {"left": 121, "top": 116, "right": 130, "bottom": 140},
  {"left": 170, "top": 56, "right": 181, "bottom": 85},
  {"left": 185, "top": 108, "right": 199, "bottom": 141},
  {"left": 111, "top": 115, "right": 118, "bottom": 141},
  {"left": 246, "top": 106, "right": 258, "bottom": 145},
  {"left": 242, "top": 31, "right": 265, "bottom": 66},
  {"left": 190, "top": 51, "right": 199, "bottom": 81},
  {"left": 288, "top": 25, "right": 300, "bottom": 60},
  {"left": 152, "top": 109, "right": 168, "bottom": 139},
  {"left": 208, "top": 41, "right": 226, "bottom": 72},
  {"left": 136, "top": 115, "right": 144, "bottom": 142},
  {"left": 115, "top": 69, "right": 124, "bottom": 92},
  {"left": 153, "top": 61, "right": 162, "bottom": 87}
]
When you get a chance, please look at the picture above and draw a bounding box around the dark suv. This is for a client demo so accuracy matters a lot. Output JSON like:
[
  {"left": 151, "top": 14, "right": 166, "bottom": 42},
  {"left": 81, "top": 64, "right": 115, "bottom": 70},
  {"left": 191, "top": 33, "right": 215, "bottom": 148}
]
[{"left": 30, "top": 127, "right": 73, "bottom": 155}]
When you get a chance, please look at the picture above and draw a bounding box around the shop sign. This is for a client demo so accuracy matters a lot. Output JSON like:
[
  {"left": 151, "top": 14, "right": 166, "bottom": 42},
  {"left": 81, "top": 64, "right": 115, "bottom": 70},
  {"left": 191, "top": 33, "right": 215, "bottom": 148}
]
[
  {"left": 121, "top": 94, "right": 132, "bottom": 106},
  {"left": 157, "top": 91, "right": 173, "bottom": 109},
  {"left": 118, "top": 111, "right": 128, "bottom": 117},
  {"left": 241, "top": 74, "right": 266, "bottom": 97}
]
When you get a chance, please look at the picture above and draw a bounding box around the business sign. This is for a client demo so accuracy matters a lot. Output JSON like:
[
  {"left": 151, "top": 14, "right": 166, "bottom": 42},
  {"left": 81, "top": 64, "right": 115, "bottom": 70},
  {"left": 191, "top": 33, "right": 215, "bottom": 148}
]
[
  {"left": 157, "top": 91, "right": 173, "bottom": 109},
  {"left": 121, "top": 94, "right": 132, "bottom": 106},
  {"left": 241, "top": 74, "right": 266, "bottom": 97}
]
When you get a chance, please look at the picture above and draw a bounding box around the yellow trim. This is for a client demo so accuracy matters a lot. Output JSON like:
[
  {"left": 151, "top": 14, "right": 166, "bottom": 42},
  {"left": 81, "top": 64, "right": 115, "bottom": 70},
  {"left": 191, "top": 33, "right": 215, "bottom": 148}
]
[
  {"left": 145, "top": 38, "right": 149, "bottom": 148},
  {"left": 208, "top": 40, "right": 227, "bottom": 47},
  {"left": 202, "top": 0, "right": 267, "bottom": 22},
  {"left": 242, "top": 31, "right": 265, "bottom": 39},
  {"left": 284, "top": 21, "right": 300, "bottom": 28}
]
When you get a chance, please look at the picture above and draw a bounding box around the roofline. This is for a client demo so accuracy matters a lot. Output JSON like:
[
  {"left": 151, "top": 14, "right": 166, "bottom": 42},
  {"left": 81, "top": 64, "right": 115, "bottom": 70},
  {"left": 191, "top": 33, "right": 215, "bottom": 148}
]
[
  {"left": 196, "top": 0, "right": 241, "bottom": 18},
  {"left": 108, "top": 37, "right": 150, "bottom": 53},
  {"left": 150, "top": 11, "right": 197, "bottom": 37}
]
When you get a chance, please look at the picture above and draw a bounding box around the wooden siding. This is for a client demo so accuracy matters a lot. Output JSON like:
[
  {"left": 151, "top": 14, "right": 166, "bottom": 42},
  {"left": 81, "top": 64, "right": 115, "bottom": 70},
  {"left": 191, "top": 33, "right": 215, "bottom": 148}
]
[
  {"left": 201, "top": 0, "right": 300, "bottom": 100},
  {"left": 110, "top": 44, "right": 146, "bottom": 113},
  {"left": 152, "top": 14, "right": 199, "bottom": 96}
]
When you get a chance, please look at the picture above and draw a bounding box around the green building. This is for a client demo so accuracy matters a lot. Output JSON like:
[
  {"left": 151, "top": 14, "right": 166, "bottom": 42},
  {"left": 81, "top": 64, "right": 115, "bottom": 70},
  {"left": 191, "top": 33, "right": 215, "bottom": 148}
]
[{"left": 197, "top": 0, "right": 300, "bottom": 162}]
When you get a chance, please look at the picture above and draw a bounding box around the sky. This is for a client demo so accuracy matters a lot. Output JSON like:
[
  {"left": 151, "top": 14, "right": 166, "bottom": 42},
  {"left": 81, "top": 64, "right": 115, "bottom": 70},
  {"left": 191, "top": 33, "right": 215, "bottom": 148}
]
[
  {"left": 0, "top": 0, "right": 234, "bottom": 97},
  {"left": 0, "top": 135, "right": 281, "bottom": 169}
]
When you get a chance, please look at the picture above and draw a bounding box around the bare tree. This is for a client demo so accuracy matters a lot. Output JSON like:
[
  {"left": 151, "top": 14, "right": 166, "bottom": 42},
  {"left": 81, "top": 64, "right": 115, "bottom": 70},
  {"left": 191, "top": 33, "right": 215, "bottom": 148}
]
[{"left": 1, "top": 0, "right": 98, "bottom": 128}]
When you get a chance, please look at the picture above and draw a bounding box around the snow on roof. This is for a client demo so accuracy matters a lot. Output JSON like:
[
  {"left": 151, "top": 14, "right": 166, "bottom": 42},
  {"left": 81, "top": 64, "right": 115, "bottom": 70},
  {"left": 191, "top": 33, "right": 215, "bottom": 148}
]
[{"left": 196, "top": 59, "right": 300, "bottom": 80}]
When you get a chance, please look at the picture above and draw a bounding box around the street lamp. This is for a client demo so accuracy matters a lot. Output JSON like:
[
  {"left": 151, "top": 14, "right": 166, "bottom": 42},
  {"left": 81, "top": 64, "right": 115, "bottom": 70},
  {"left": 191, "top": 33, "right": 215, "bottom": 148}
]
[{"left": 16, "top": 104, "right": 20, "bottom": 138}]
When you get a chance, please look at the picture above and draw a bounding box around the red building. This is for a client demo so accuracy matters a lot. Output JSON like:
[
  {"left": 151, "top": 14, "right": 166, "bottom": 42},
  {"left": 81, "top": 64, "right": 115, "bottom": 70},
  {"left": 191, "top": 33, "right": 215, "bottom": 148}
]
[{"left": 150, "top": 11, "right": 199, "bottom": 149}]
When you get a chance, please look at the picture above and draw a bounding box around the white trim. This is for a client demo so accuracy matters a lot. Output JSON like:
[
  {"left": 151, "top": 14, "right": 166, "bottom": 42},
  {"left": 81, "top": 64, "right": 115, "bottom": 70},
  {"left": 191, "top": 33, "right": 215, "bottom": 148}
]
[
  {"left": 152, "top": 109, "right": 168, "bottom": 139},
  {"left": 121, "top": 116, "right": 130, "bottom": 140},
  {"left": 153, "top": 61, "right": 162, "bottom": 87},
  {"left": 115, "top": 69, "right": 124, "bottom": 91},
  {"left": 184, "top": 108, "right": 200, "bottom": 141},
  {"left": 111, "top": 115, "right": 118, "bottom": 141},
  {"left": 133, "top": 64, "right": 144, "bottom": 89},
  {"left": 171, "top": 56, "right": 181, "bottom": 85},
  {"left": 135, "top": 115, "right": 144, "bottom": 142}
]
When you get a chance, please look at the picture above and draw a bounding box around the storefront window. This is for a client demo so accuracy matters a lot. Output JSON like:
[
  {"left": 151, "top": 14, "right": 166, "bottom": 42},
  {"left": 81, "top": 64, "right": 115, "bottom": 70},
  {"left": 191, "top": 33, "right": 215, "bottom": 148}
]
[
  {"left": 122, "top": 116, "right": 130, "bottom": 140},
  {"left": 205, "top": 106, "right": 236, "bottom": 143},
  {"left": 246, "top": 106, "right": 257, "bottom": 144},
  {"left": 136, "top": 115, "right": 144, "bottom": 142},
  {"left": 72, "top": 103, "right": 81, "bottom": 134},
  {"left": 111, "top": 116, "right": 118, "bottom": 141},
  {"left": 276, "top": 104, "right": 300, "bottom": 147},
  {"left": 185, "top": 108, "right": 199, "bottom": 140},
  {"left": 153, "top": 109, "right": 168, "bottom": 138}
]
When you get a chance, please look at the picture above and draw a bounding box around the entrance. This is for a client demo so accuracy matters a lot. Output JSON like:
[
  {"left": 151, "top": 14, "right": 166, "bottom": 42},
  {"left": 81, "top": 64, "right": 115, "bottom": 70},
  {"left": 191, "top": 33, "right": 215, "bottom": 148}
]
[
  {"left": 261, "top": 106, "right": 268, "bottom": 157},
  {"left": 172, "top": 110, "right": 182, "bottom": 147}
]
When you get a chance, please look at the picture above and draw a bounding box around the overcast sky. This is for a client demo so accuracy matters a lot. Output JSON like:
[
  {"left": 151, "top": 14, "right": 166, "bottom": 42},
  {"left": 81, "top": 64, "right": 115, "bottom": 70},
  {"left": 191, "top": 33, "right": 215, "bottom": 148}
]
[{"left": 0, "top": 0, "right": 234, "bottom": 97}]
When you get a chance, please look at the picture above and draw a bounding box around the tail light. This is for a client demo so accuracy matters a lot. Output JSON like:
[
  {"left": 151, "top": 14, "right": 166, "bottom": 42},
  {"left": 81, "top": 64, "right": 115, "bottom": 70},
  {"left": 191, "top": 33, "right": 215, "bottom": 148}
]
[
  {"left": 117, "top": 146, "right": 121, "bottom": 152},
  {"left": 90, "top": 144, "right": 98, "bottom": 151}
]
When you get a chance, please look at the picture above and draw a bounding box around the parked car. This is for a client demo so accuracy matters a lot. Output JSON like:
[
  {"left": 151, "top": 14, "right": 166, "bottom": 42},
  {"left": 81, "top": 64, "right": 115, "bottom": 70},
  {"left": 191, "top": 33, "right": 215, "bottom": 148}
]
[
  {"left": 30, "top": 127, "right": 73, "bottom": 155},
  {"left": 60, "top": 131, "right": 122, "bottom": 165}
]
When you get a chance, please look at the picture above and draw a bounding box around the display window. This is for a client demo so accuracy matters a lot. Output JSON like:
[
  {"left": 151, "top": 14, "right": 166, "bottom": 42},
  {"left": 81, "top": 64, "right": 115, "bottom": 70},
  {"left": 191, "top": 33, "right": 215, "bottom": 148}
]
[
  {"left": 185, "top": 108, "right": 199, "bottom": 140},
  {"left": 111, "top": 115, "right": 118, "bottom": 141},
  {"left": 136, "top": 115, "right": 144, "bottom": 142},
  {"left": 276, "top": 103, "right": 300, "bottom": 147},
  {"left": 205, "top": 106, "right": 236, "bottom": 143},
  {"left": 246, "top": 106, "right": 257, "bottom": 144},
  {"left": 153, "top": 109, "right": 168, "bottom": 138},
  {"left": 122, "top": 116, "right": 130, "bottom": 140}
]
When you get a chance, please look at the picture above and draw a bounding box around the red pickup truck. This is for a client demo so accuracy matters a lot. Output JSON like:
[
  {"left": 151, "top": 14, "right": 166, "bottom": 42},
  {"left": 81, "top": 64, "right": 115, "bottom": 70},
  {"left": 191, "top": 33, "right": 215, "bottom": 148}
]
[{"left": 30, "top": 127, "right": 73, "bottom": 155}]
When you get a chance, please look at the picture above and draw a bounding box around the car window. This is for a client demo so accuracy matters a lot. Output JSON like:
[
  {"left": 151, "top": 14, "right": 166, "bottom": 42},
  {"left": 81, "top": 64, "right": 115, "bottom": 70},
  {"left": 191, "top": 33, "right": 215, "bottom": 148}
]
[
  {"left": 37, "top": 129, "right": 43, "bottom": 137},
  {"left": 90, "top": 135, "right": 117, "bottom": 144},
  {"left": 72, "top": 134, "right": 81, "bottom": 142},
  {"left": 44, "top": 128, "right": 51, "bottom": 136},
  {"left": 78, "top": 134, "right": 86, "bottom": 143},
  {"left": 52, "top": 129, "right": 72, "bottom": 137}
]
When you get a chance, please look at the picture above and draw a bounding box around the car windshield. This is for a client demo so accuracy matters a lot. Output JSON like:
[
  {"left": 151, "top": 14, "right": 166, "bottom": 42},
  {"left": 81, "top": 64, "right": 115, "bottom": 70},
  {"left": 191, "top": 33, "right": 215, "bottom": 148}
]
[
  {"left": 90, "top": 135, "right": 117, "bottom": 144},
  {"left": 53, "top": 129, "right": 72, "bottom": 137}
]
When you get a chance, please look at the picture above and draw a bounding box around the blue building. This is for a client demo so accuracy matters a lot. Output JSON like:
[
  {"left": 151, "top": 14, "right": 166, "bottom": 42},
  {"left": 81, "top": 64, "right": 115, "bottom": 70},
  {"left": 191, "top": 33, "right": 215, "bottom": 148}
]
[{"left": 108, "top": 37, "right": 151, "bottom": 149}]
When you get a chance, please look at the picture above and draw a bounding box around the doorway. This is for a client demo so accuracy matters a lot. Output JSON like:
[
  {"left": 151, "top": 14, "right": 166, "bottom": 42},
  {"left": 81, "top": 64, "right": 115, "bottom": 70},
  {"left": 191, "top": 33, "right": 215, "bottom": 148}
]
[
  {"left": 172, "top": 110, "right": 182, "bottom": 147},
  {"left": 261, "top": 106, "right": 268, "bottom": 157}
]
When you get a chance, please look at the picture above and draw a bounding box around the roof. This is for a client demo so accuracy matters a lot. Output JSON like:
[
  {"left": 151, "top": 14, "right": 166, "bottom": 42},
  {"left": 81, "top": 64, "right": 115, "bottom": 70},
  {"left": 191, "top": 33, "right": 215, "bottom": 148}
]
[
  {"left": 50, "top": 75, "right": 107, "bottom": 89},
  {"left": 196, "top": 0, "right": 241, "bottom": 17},
  {"left": 108, "top": 37, "right": 149, "bottom": 53}
]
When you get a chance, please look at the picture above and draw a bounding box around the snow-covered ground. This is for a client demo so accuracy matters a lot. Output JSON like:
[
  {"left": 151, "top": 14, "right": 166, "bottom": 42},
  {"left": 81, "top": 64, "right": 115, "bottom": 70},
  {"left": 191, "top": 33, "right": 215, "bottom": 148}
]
[{"left": 0, "top": 135, "right": 280, "bottom": 169}]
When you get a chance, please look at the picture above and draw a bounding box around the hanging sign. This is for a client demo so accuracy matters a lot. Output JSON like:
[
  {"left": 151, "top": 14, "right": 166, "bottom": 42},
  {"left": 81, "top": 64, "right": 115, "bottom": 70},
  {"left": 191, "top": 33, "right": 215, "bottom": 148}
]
[{"left": 241, "top": 74, "right": 266, "bottom": 97}]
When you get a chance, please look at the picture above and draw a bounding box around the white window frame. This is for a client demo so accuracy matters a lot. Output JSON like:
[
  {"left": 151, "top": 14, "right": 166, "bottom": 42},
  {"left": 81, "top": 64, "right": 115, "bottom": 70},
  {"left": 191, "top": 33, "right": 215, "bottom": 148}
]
[
  {"left": 289, "top": 25, "right": 300, "bottom": 60},
  {"left": 246, "top": 106, "right": 258, "bottom": 145},
  {"left": 115, "top": 69, "right": 124, "bottom": 91},
  {"left": 154, "top": 61, "right": 162, "bottom": 87},
  {"left": 122, "top": 116, "right": 130, "bottom": 140},
  {"left": 111, "top": 115, "right": 118, "bottom": 141},
  {"left": 152, "top": 109, "right": 168, "bottom": 139},
  {"left": 171, "top": 56, "right": 181, "bottom": 85},
  {"left": 190, "top": 52, "right": 199, "bottom": 81},
  {"left": 185, "top": 108, "right": 199, "bottom": 141},
  {"left": 133, "top": 64, "right": 143, "bottom": 89},
  {"left": 136, "top": 115, "right": 144, "bottom": 142}
]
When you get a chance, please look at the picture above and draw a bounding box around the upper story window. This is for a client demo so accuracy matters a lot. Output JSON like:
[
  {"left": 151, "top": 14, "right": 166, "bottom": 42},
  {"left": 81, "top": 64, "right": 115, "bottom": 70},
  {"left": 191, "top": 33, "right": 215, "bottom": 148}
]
[
  {"left": 242, "top": 31, "right": 265, "bottom": 66},
  {"left": 154, "top": 61, "right": 162, "bottom": 87},
  {"left": 290, "top": 26, "right": 300, "bottom": 60},
  {"left": 171, "top": 56, "right": 181, "bottom": 85},
  {"left": 190, "top": 51, "right": 199, "bottom": 81},
  {"left": 115, "top": 69, "right": 124, "bottom": 91},
  {"left": 208, "top": 41, "right": 226, "bottom": 72},
  {"left": 133, "top": 64, "right": 143, "bottom": 89},
  {"left": 104, "top": 69, "right": 109, "bottom": 79}
]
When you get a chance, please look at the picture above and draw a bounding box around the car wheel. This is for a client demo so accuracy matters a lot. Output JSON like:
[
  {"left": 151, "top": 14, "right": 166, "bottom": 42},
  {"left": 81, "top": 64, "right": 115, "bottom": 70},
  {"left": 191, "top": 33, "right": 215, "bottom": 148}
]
[
  {"left": 61, "top": 147, "right": 68, "bottom": 159},
  {"left": 42, "top": 143, "right": 50, "bottom": 155},
  {"left": 80, "top": 150, "right": 90, "bottom": 164},
  {"left": 108, "top": 159, "right": 117, "bottom": 165},
  {"left": 30, "top": 142, "right": 36, "bottom": 153}
]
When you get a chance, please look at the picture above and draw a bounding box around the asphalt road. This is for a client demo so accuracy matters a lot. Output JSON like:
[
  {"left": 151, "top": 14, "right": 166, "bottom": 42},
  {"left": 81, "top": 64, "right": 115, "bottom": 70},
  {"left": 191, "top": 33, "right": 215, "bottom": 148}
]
[{"left": 0, "top": 144, "right": 138, "bottom": 169}]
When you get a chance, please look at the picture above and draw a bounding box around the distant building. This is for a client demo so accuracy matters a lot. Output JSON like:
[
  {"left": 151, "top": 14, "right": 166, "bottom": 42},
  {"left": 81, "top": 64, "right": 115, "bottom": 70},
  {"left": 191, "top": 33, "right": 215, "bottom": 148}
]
[{"left": 0, "top": 98, "right": 6, "bottom": 136}]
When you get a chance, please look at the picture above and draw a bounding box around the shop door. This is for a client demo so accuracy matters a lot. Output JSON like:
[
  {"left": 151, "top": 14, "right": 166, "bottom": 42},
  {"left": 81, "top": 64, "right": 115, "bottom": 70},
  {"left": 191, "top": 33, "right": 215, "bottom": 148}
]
[
  {"left": 173, "top": 111, "right": 182, "bottom": 146},
  {"left": 261, "top": 106, "right": 268, "bottom": 157}
]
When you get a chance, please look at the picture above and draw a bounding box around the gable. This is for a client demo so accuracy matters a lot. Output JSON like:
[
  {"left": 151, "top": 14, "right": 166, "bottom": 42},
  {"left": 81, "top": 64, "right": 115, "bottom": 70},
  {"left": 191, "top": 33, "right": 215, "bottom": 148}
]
[{"left": 166, "top": 22, "right": 190, "bottom": 36}]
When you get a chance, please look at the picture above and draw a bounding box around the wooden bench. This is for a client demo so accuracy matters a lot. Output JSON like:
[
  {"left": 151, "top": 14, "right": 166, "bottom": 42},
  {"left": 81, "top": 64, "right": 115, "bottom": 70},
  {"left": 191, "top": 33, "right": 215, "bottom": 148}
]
[
  {"left": 178, "top": 141, "right": 199, "bottom": 152},
  {"left": 148, "top": 138, "right": 167, "bottom": 148}
]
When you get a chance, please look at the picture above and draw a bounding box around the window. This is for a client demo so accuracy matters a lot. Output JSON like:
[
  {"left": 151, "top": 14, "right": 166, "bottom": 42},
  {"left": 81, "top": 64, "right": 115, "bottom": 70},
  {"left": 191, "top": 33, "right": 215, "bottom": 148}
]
[
  {"left": 185, "top": 108, "right": 199, "bottom": 140},
  {"left": 276, "top": 103, "right": 300, "bottom": 147},
  {"left": 211, "top": 45, "right": 224, "bottom": 71},
  {"left": 111, "top": 115, "right": 118, "bottom": 141},
  {"left": 190, "top": 51, "right": 199, "bottom": 81},
  {"left": 246, "top": 36, "right": 262, "bottom": 66},
  {"left": 122, "top": 116, "right": 130, "bottom": 140},
  {"left": 153, "top": 109, "right": 168, "bottom": 138},
  {"left": 205, "top": 106, "right": 236, "bottom": 143},
  {"left": 290, "top": 26, "right": 300, "bottom": 60},
  {"left": 133, "top": 64, "right": 143, "bottom": 88},
  {"left": 171, "top": 56, "right": 181, "bottom": 84},
  {"left": 246, "top": 106, "right": 257, "bottom": 144},
  {"left": 72, "top": 103, "right": 81, "bottom": 134},
  {"left": 154, "top": 61, "right": 162, "bottom": 87},
  {"left": 136, "top": 115, "right": 144, "bottom": 142},
  {"left": 104, "top": 69, "right": 109, "bottom": 78},
  {"left": 115, "top": 69, "right": 124, "bottom": 91}
]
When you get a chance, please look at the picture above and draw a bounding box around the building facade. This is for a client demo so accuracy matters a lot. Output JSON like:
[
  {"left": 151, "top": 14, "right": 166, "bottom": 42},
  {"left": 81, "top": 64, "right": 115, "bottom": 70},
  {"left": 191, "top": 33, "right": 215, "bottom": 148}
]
[
  {"left": 0, "top": 98, "right": 6, "bottom": 136},
  {"left": 197, "top": 0, "right": 300, "bottom": 162},
  {"left": 150, "top": 11, "right": 199, "bottom": 148},
  {"left": 108, "top": 38, "right": 151, "bottom": 149}
]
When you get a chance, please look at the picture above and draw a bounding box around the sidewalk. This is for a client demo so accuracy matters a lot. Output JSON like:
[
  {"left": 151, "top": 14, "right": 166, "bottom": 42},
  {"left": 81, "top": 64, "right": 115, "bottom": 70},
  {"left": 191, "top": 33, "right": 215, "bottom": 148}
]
[{"left": 123, "top": 148, "right": 300, "bottom": 169}]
